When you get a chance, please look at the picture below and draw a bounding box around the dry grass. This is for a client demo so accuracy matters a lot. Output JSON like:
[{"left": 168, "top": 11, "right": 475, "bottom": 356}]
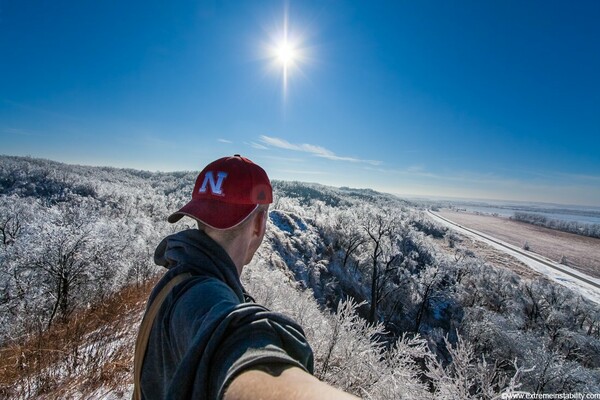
[
  {"left": 428, "top": 223, "right": 543, "bottom": 280},
  {"left": 0, "top": 277, "right": 158, "bottom": 399},
  {"left": 438, "top": 210, "right": 600, "bottom": 278}
]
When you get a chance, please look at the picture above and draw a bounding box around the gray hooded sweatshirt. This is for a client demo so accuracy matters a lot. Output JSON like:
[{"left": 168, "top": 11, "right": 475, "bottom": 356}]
[{"left": 140, "top": 229, "right": 314, "bottom": 399}]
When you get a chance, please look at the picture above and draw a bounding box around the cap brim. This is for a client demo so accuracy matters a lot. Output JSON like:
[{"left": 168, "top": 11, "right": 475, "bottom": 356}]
[{"left": 168, "top": 199, "right": 258, "bottom": 230}]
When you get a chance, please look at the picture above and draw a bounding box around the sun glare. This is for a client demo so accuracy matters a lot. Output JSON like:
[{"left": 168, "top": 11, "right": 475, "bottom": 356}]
[
  {"left": 265, "top": 11, "right": 307, "bottom": 101},
  {"left": 276, "top": 41, "right": 296, "bottom": 67}
]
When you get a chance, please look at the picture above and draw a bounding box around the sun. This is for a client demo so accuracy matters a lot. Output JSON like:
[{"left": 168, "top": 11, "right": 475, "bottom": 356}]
[
  {"left": 264, "top": 12, "right": 307, "bottom": 100},
  {"left": 276, "top": 40, "right": 296, "bottom": 67},
  {"left": 269, "top": 35, "right": 300, "bottom": 99}
]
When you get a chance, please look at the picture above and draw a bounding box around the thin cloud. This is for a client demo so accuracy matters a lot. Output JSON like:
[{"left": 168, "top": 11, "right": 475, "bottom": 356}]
[
  {"left": 259, "top": 135, "right": 381, "bottom": 166},
  {"left": 406, "top": 165, "right": 426, "bottom": 173},
  {"left": 279, "top": 169, "right": 328, "bottom": 175},
  {"left": 218, "top": 138, "right": 233, "bottom": 144},
  {"left": 557, "top": 172, "right": 600, "bottom": 183},
  {"left": 365, "top": 165, "right": 441, "bottom": 179},
  {"left": 249, "top": 141, "right": 269, "bottom": 150}
]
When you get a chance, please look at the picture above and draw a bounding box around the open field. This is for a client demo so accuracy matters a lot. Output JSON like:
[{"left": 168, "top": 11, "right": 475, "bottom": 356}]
[
  {"left": 438, "top": 209, "right": 600, "bottom": 279},
  {"left": 430, "top": 228, "right": 544, "bottom": 280}
]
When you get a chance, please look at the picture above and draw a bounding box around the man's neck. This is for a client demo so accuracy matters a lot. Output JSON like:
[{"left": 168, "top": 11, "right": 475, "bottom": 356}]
[{"left": 204, "top": 230, "right": 247, "bottom": 276}]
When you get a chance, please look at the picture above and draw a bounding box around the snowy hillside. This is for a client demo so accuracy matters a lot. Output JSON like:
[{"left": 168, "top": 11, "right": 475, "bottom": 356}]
[{"left": 1, "top": 155, "right": 600, "bottom": 398}]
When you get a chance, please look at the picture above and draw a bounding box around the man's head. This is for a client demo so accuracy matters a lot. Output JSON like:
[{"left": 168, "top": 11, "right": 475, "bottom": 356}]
[
  {"left": 168, "top": 155, "right": 273, "bottom": 272},
  {"left": 168, "top": 154, "right": 272, "bottom": 228}
]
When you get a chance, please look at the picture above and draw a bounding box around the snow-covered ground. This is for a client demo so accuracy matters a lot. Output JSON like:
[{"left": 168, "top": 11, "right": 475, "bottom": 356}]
[{"left": 428, "top": 210, "right": 600, "bottom": 304}]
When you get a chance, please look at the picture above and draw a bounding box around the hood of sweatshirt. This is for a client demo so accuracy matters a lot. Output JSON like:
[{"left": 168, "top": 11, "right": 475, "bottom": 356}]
[{"left": 153, "top": 229, "right": 245, "bottom": 302}]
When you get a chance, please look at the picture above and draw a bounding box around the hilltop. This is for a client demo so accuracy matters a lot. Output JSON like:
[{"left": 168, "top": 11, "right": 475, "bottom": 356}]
[{"left": 1, "top": 155, "right": 600, "bottom": 398}]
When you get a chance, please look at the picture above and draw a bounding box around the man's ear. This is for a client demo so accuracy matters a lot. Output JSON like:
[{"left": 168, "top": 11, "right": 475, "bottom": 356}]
[{"left": 252, "top": 208, "right": 267, "bottom": 237}]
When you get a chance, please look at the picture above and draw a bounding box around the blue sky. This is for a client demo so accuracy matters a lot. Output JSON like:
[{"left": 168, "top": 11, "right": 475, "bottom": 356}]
[{"left": 1, "top": 1, "right": 599, "bottom": 206}]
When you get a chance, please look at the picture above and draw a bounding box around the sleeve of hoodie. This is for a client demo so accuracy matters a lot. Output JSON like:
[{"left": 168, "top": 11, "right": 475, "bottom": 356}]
[{"left": 166, "top": 277, "right": 315, "bottom": 400}]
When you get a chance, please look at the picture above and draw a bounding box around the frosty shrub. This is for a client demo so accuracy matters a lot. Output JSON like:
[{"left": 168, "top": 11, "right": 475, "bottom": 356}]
[
  {"left": 0, "top": 157, "right": 175, "bottom": 343},
  {"left": 242, "top": 261, "right": 432, "bottom": 397},
  {"left": 425, "top": 335, "right": 527, "bottom": 400},
  {"left": 3, "top": 156, "right": 600, "bottom": 397},
  {"left": 559, "top": 255, "right": 568, "bottom": 265},
  {"left": 243, "top": 260, "right": 523, "bottom": 399}
]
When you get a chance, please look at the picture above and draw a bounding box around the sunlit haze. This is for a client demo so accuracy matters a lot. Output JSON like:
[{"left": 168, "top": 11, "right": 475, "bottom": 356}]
[
  {"left": 1, "top": 1, "right": 599, "bottom": 206},
  {"left": 266, "top": 10, "right": 304, "bottom": 100},
  {"left": 276, "top": 40, "right": 296, "bottom": 68}
]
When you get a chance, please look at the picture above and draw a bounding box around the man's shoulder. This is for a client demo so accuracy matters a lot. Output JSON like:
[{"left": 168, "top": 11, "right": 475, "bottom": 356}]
[
  {"left": 169, "top": 275, "right": 241, "bottom": 318},
  {"left": 163, "top": 275, "right": 245, "bottom": 349},
  {"left": 181, "top": 275, "right": 239, "bottom": 301}
]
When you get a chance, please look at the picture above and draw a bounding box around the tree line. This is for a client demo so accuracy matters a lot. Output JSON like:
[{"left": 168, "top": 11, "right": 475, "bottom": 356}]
[{"left": 511, "top": 211, "right": 600, "bottom": 239}]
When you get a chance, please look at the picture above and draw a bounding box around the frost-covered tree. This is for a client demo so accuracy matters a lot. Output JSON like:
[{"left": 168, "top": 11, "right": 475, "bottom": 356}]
[
  {"left": 426, "top": 335, "right": 528, "bottom": 399},
  {"left": 20, "top": 204, "right": 123, "bottom": 327},
  {"left": 3, "top": 155, "right": 600, "bottom": 396},
  {"left": 362, "top": 211, "right": 402, "bottom": 323}
]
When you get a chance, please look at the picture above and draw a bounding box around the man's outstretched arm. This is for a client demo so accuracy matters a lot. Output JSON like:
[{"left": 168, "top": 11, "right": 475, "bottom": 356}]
[{"left": 224, "top": 365, "right": 360, "bottom": 400}]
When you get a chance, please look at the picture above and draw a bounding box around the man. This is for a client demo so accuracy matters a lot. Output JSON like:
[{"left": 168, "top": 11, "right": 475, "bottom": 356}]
[{"left": 134, "top": 155, "right": 357, "bottom": 399}]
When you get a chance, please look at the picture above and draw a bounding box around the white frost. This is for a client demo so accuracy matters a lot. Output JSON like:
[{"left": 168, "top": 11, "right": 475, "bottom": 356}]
[{"left": 428, "top": 210, "right": 600, "bottom": 304}]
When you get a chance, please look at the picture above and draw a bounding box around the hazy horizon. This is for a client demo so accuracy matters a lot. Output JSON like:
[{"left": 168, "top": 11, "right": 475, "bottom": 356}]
[{"left": 4, "top": 153, "right": 600, "bottom": 210}]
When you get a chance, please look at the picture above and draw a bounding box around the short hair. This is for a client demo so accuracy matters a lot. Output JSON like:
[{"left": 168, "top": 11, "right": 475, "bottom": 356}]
[{"left": 197, "top": 204, "right": 269, "bottom": 245}]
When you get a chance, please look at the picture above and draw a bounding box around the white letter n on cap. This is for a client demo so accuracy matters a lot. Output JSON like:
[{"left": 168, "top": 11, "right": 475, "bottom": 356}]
[{"left": 199, "top": 171, "right": 228, "bottom": 196}]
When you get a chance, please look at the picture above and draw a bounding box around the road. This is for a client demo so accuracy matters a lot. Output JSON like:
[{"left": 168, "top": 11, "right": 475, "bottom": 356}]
[{"left": 427, "top": 210, "right": 600, "bottom": 304}]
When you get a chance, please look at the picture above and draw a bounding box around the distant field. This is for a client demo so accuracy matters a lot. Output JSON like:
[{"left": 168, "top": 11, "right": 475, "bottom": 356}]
[{"left": 438, "top": 209, "right": 600, "bottom": 279}]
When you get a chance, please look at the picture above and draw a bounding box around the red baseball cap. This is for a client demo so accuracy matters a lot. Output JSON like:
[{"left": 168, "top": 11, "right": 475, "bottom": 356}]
[{"left": 168, "top": 155, "right": 273, "bottom": 229}]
